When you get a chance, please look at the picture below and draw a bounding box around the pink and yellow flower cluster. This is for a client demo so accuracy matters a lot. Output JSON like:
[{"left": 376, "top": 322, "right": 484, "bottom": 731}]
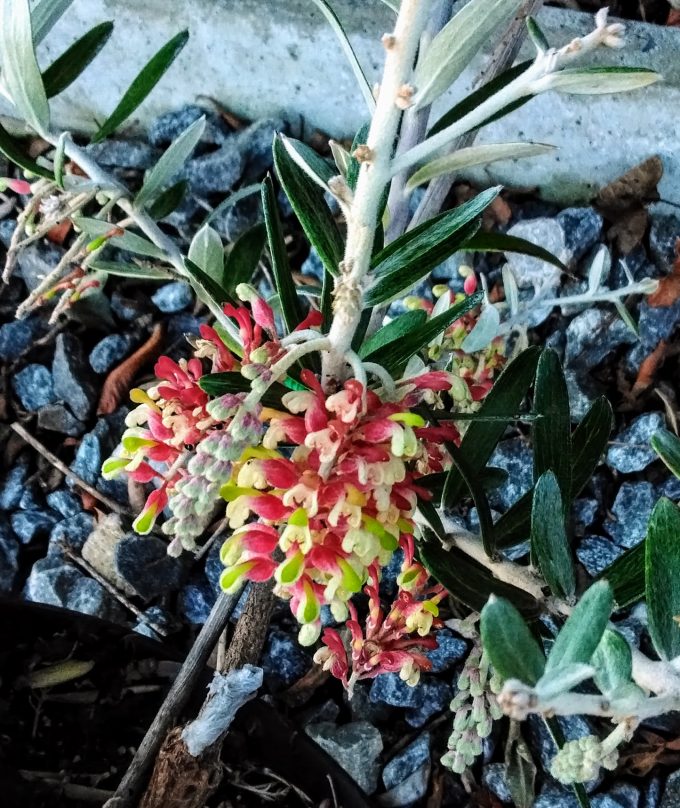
[{"left": 217, "top": 367, "right": 457, "bottom": 646}]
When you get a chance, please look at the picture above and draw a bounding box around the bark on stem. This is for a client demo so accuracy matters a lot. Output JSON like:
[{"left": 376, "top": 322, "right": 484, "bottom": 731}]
[{"left": 322, "top": 0, "right": 432, "bottom": 388}]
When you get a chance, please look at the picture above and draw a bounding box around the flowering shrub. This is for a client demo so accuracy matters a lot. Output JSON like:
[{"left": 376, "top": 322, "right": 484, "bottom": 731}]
[{"left": 4, "top": 0, "right": 678, "bottom": 800}]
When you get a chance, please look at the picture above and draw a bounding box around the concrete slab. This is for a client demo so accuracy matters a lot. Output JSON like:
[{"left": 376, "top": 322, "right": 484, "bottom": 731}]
[{"left": 1, "top": 0, "right": 678, "bottom": 203}]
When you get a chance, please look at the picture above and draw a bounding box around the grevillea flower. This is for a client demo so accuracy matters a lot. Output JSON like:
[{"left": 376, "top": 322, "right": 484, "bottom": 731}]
[
  {"left": 216, "top": 369, "right": 458, "bottom": 645},
  {"left": 313, "top": 562, "right": 446, "bottom": 692}
]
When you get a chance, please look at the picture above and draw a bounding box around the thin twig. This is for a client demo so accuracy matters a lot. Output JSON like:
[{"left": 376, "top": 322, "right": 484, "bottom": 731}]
[
  {"left": 10, "top": 421, "right": 131, "bottom": 516},
  {"left": 104, "top": 588, "right": 244, "bottom": 808},
  {"left": 60, "top": 542, "right": 169, "bottom": 637}
]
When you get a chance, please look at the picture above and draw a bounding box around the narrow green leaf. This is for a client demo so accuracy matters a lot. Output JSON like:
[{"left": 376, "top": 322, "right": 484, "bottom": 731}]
[
  {"left": 310, "top": 0, "right": 375, "bottom": 113},
  {"left": 362, "top": 292, "right": 482, "bottom": 376},
  {"left": 597, "top": 542, "right": 645, "bottom": 610},
  {"left": 460, "top": 302, "right": 501, "bottom": 354},
  {"left": 0, "top": 0, "right": 50, "bottom": 134},
  {"left": 224, "top": 223, "right": 266, "bottom": 296},
  {"left": 0, "top": 120, "right": 53, "bottom": 180},
  {"left": 405, "top": 142, "right": 554, "bottom": 192},
  {"left": 429, "top": 60, "right": 533, "bottom": 137},
  {"left": 447, "top": 440, "right": 496, "bottom": 557},
  {"left": 536, "top": 663, "right": 595, "bottom": 699},
  {"left": 202, "top": 183, "right": 262, "bottom": 228},
  {"left": 569, "top": 397, "right": 613, "bottom": 495},
  {"left": 531, "top": 471, "right": 575, "bottom": 599},
  {"left": 545, "top": 581, "right": 612, "bottom": 674},
  {"left": 421, "top": 539, "right": 541, "bottom": 618},
  {"left": 147, "top": 179, "right": 188, "bottom": 220},
  {"left": 494, "top": 396, "right": 613, "bottom": 550},
  {"left": 546, "top": 66, "right": 660, "bottom": 96},
  {"left": 645, "top": 497, "right": 680, "bottom": 660},
  {"left": 31, "top": 0, "right": 75, "bottom": 44},
  {"left": 505, "top": 722, "right": 536, "bottom": 808},
  {"left": 261, "top": 175, "right": 306, "bottom": 335},
  {"left": 378, "top": 0, "right": 399, "bottom": 9},
  {"left": 533, "top": 349, "right": 572, "bottom": 505},
  {"left": 413, "top": 0, "right": 522, "bottom": 109},
  {"left": 460, "top": 231, "right": 568, "bottom": 273},
  {"left": 367, "top": 220, "right": 481, "bottom": 306},
  {"left": 92, "top": 30, "right": 189, "bottom": 143},
  {"left": 652, "top": 429, "right": 680, "bottom": 479},
  {"left": 417, "top": 498, "right": 448, "bottom": 543},
  {"left": 592, "top": 629, "right": 633, "bottom": 698},
  {"left": 42, "top": 22, "right": 114, "bottom": 98},
  {"left": 372, "top": 187, "right": 499, "bottom": 278},
  {"left": 53, "top": 131, "right": 67, "bottom": 188},
  {"left": 358, "top": 310, "right": 427, "bottom": 358},
  {"left": 273, "top": 135, "right": 343, "bottom": 279},
  {"left": 526, "top": 16, "right": 550, "bottom": 51},
  {"left": 74, "top": 217, "right": 167, "bottom": 260},
  {"left": 89, "top": 260, "right": 174, "bottom": 280},
  {"left": 135, "top": 116, "right": 205, "bottom": 208},
  {"left": 481, "top": 595, "right": 546, "bottom": 684},
  {"left": 278, "top": 133, "right": 337, "bottom": 190},
  {"left": 188, "top": 224, "right": 224, "bottom": 289},
  {"left": 445, "top": 347, "right": 541, "bottom": 506},
  {"left": 199, "top": 372, "right": 287, "bottom": 408},
  {"left": 366, "top": 188, "right": 499, "bottom": 306},
  {"left": 184, "top": 257, "right": 239, "bottom": 342}
]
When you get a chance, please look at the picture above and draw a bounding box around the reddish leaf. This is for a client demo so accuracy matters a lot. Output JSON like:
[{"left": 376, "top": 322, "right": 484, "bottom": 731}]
[
  {"left": 46, "top": 219, "right": 72, "bottom": 245},
  {"left": 97, "top": 323, "right": 165, "bottom": 415},
  {"left": 632, "top": 339, "right": 669, "bottom": 397},
  {"left": 648, "top": 239, "right": 680, "bottom": 307}
]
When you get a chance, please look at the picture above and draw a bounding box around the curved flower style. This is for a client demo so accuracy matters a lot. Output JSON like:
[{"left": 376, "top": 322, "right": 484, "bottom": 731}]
[
  {"left": 216, "top": 368, "right": 458, "bottom": 645},
  {"left": 314, "top": 562, "right": 445, "bottom": 692}
]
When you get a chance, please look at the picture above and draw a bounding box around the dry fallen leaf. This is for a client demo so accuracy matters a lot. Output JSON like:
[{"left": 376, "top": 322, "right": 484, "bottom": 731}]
[
  {"left": 648, "top": 239, "right": 680, "bottom": 307},
  {"left": 46, "top": 219, "right": 72, "bottom": 246},
  {"left": 97, "top": 323, "right": 165, "bottom": 415},
  {"left": 619, "top": 729, "right": 680, "bottom": 777},
  {"left": 596, "top": 156, "right": 663, "bottom": 254},
  {"left": 668, "top": 9, "right": 680, "bottom": 27},
  {"left": 632, "top": 339, "right": 669, "bottom": 397}
]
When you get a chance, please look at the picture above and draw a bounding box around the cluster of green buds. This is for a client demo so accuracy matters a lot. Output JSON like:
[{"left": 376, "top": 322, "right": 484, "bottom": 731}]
[
  {"left": 441, "top": 644, "right": 503, "bottom": 774},
  {"left": 550, "top": 725, "right": 628, "bottom": 785}
]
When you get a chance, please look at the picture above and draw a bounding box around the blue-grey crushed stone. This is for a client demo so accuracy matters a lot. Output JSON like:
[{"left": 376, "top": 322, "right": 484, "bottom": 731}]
[
  {"left": 557, "top": 207, "right": 603, "bottom": 263},
  {"left": 383, "top": 732, "right": 430, "bottom": 791},
  {"left": 89, "top": 334, "right": 134, "bottom": 373},
  {"left": 577, "top": 535, "right": 625, "bottom": 576},
  {"left": 151, "top": 282, "right": 193, "bottom": 313},
  {"left": 52, "top": 333, "right": 98, "bottom": 421},
  {"left": 482, "top": 762, "right": 513, "bottom": 804},
  {"left": 606, "top": 482, "right": 656, "bottom": 548},
  {"left": 607, "top": 413, "right": 665, "bottom": 473},
  {"left": 0, "top": 316, "right": 45, "bottom": 361},
  {"left": 261, "top": 629, "right": 312, "bottom": 688},
  {"left": 38, "top": 403, "right": 86, "bottom": 437},
  {"left": 405, "top": 679, "right": 452, "bottom": 728},
  {"left": 12, "top": 364, "right": 56, "bottom": 411},
  {"left": 370, "top": 672, "right": 425, "bottom": 708},
  {"left": 489, "top": 438, "right": 534, "bottom": 511},
  {"left": 423, "top": 629, "right": 468, "bottom": 673},
  {"left": 46, "top": 489, "right": 82, "bottom": 518},
  {"left": 0, "top": 519, "right": 19, "bottom": 592},
  {"left": 114, "top": 535, "right": 184, "bottom": 600},
  {"left": 11, "top": 510, "right": 57, "bottom": 544},
  {"left": 178, "top": 579, "right": 216, "bottom": 625},
  {"left": 148, "top": 104, "right": 229, "bottom": 146},
  {"left": 50, "top": 513, "right": 95, "bottom": 550},
  {"left": 0, "top": 462, "right": 30, "bottom": 510}
]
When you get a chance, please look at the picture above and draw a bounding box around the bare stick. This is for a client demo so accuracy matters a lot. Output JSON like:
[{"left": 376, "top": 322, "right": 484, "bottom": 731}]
[
  {"left": 10, "top": 421, "right": 130, "bottom": 516},
  {"left": 60, "top": 543, "right": 169, "bottom": 637},
  {"left": 104, "top": 588, "right": 243, "bottom": 808}
]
